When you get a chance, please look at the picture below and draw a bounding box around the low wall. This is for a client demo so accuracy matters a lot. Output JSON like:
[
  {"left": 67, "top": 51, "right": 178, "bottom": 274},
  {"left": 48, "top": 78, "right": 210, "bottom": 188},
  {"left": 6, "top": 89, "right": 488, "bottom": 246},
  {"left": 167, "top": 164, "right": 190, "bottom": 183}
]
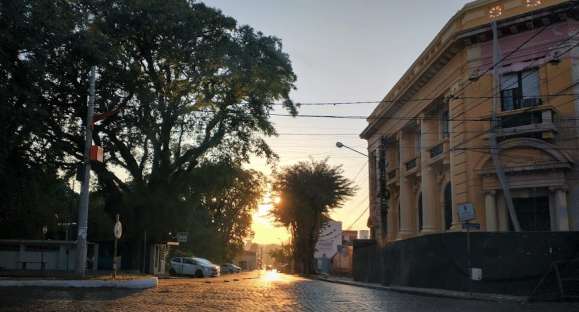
[
  {"left": 354, "top": 232, "right": 579, "bottom": 296},
  {"left": 0, "top": 240, "right": 98, "bottom": 273},
  {"left": 353, "top": 240, "right": 381, "bottom": 283}
]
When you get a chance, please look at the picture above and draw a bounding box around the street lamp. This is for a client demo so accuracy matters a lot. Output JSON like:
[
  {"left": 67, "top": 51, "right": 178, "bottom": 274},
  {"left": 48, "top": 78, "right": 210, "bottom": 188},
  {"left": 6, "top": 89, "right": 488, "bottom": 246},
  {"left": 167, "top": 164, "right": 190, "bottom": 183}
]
[{"left": 335, "top": 142, "right": 368, "bottom": 157}]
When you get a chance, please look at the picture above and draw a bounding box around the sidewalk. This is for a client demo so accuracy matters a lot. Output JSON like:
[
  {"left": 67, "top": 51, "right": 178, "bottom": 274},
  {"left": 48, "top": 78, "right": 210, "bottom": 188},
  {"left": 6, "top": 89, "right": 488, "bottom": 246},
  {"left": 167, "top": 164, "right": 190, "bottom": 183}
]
[
  {"left": 0, "top": 272, "right": 157, "bottom": 289},
  {"left": 315, "top": 275, "right": 527, "bottom": 303}
]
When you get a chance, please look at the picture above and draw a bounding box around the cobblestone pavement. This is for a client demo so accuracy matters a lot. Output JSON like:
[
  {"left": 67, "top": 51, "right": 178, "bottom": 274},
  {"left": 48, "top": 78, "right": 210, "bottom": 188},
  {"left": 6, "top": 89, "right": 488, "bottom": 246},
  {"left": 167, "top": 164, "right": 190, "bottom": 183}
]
[{"left": 1, "top": 271, "right": 579, "bottom": 312}]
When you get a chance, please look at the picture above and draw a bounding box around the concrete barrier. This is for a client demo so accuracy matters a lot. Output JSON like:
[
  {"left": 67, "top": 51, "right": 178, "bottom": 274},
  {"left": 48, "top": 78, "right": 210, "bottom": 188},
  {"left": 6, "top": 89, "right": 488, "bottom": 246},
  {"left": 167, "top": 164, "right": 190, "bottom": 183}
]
[{"left": 0, "top": 277, "right": 158, "bottom": 289}]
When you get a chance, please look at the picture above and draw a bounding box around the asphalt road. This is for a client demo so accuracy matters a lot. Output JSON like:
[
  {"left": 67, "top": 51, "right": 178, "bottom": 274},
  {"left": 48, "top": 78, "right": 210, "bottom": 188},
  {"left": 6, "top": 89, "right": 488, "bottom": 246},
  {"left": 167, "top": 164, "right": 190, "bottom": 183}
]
[{"left": 1, "top": 272, "right": 579, "bottom": 312}]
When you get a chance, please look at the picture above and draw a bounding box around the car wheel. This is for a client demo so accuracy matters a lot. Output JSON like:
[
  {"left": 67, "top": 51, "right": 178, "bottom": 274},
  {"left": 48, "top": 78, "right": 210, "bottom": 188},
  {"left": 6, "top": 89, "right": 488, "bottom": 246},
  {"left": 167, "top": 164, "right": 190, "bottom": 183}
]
[
  {"left": 195, "top": 269, "right": 204, "bottom": 278},
  {"left": 169, "top": 268, "right": 176, "bottom": 275}
]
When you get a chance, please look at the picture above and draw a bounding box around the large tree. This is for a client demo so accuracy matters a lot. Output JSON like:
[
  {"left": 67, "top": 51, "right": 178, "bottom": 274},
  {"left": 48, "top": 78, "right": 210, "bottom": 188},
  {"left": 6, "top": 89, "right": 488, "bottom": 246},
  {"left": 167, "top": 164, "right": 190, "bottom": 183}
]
[
  {"left": 0, "top": 0, "right": 297, "bottom": 267},
  {"left": 271, "top": 159, "right": 356, "bottom": 274},
  {"left": 0, "top": 0, "right": 83, "bottom": 237},
  {"left": 80, "top": 0, "right": 296, "bottom": 244},
  {"left": 27, "top": 1, "right": 293, "bottom": 233}
]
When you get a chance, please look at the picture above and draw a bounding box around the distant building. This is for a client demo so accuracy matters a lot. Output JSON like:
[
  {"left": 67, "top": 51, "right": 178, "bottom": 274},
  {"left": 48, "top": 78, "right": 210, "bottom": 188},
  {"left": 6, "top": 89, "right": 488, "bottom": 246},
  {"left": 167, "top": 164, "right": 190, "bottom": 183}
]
[
  {"left": 234, "top": 250, "right": 257, "bottom": 271},
  {"left": 341, "top": 230, "right": 358, "bottom": 245},
  {"left": 314, "top": 220, "right": 342, "bottom": 259},
  {"left": 314, "top": 220, "right": 342, "bottom": 273},
  {"left": 332, "top": 245, "right": 353, "bottom": 276},
  {"left": 358, "top": 230, "right": 370, "bottom": 240}
]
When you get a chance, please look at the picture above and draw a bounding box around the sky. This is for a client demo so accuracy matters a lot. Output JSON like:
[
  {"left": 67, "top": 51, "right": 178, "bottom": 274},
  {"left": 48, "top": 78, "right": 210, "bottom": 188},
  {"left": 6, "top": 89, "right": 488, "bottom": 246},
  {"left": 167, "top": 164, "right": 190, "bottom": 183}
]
[{"left": 200, "top": 0, "right": 472, "bottom": 244}]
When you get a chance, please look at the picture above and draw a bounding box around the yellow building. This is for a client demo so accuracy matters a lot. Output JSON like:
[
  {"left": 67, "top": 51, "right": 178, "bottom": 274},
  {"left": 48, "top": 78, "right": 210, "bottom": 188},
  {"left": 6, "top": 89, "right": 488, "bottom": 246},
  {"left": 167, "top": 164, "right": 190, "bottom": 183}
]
[{"left": 361, "top": 0, "right": 579, "bottom": 245}]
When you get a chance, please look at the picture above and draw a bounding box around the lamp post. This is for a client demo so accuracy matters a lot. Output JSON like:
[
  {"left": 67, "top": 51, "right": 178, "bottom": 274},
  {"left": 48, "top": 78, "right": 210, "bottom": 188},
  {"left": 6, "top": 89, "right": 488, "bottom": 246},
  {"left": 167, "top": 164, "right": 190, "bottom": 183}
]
[
  {"left": 336, "top": 142, "right": 368, "bottom": 157},
  {"left": 337, "top": 140, "right": 388, "bottom": 284}
]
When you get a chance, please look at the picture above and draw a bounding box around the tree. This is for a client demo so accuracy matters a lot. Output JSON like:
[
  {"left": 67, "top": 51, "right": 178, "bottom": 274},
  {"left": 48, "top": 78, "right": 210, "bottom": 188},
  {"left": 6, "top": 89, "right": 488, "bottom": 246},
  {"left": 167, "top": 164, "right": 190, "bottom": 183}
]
[
  {"left": 180, "top": 161, "right": 266, "bottom": 262},
  {"left": 0, "top": 0, "right": 83, "bottom": 238},
  {"left": 269, "top": 244, "right": 293, "bottom": 271},
  {"left": 271, "top": 159, "right": 356, "bottom": 274},
  {"left": 0, "top": 0, "right": 297, "bottom": 271},
  {"left": 72, "top": 0, "right": 296, "bottom": 245}
]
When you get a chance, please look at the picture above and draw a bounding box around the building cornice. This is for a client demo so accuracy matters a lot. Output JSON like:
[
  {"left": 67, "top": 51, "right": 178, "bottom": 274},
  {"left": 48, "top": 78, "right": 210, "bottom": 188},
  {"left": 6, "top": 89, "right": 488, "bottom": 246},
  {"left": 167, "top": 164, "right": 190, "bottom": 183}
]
[{"left": 361, "top": 0, "right": 575, "bottom": 140}]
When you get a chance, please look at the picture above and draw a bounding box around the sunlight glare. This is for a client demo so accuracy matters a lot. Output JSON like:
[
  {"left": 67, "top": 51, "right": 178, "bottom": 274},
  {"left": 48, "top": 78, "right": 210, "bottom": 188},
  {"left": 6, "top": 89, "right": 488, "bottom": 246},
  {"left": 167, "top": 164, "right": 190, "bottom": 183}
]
[
  {"left": 262, "top": 269, "right": 280, "bottom": 282},
  {"left": 256, "top": 203, "right": 271, "bottom": 217}
]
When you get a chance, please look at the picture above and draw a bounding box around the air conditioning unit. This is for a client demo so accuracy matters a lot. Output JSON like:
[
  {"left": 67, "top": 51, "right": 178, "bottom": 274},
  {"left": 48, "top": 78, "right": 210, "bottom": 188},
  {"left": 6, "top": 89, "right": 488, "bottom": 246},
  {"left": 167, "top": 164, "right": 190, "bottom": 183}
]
[{"left": 468, "top": 69, "right": 479, "bottom": 82}]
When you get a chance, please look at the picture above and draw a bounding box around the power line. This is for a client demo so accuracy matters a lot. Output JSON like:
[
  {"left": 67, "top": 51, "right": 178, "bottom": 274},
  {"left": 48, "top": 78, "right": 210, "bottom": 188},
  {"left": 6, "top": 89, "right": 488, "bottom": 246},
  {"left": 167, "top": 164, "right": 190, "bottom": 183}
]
[{"left": 347, "top": 206, "right": 369, "bottom": 230}]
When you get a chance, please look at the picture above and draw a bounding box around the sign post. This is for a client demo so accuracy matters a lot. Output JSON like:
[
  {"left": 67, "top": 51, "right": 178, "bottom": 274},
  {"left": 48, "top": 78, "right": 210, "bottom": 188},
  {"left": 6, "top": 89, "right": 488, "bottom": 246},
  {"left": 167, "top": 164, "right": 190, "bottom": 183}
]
[
  {"left": 176, "top": 232, "right": 188, "bottom": 243},
  {"left": 113, "top": 214, "right": 122, "bottom": 280},
  {"left": 41, "top": 225, "right": 48, "bottom": 272},
  {"left": 458, "top": 203, "right": 480, "bottom": 293}
]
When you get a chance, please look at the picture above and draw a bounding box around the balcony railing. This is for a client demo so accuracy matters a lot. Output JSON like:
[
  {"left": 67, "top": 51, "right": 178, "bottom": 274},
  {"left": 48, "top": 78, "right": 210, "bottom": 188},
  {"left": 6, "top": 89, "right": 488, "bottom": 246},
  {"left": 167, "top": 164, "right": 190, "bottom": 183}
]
[
  {"left": 495, "top": 106, "right": 557, "bottom": 138},
  {"left": 405, "top": 158, "right": 417, "bottom": 171},
  {"left": 498, "top": 111, "right": 542, "bottom": 128},
  {"left": 430, "top": 142, "right": 444, "bottom": 159}
]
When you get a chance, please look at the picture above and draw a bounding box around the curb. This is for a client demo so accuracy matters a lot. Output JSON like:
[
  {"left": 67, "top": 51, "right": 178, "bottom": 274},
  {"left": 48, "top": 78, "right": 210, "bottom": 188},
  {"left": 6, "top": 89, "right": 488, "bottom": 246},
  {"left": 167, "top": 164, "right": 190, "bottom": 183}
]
[
  {"left": 315, "top": 277, "right": 527, "bottom": 303},
  {"left": 0, "top": 277, "right": 158, "bottom": 289}
]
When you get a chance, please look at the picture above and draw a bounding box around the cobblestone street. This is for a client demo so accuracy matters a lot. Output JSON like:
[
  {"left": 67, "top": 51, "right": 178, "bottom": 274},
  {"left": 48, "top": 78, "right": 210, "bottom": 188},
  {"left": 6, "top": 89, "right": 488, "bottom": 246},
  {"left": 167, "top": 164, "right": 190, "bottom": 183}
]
[{"left": 1, "top": 272, "right": 579, "bottom": 312}]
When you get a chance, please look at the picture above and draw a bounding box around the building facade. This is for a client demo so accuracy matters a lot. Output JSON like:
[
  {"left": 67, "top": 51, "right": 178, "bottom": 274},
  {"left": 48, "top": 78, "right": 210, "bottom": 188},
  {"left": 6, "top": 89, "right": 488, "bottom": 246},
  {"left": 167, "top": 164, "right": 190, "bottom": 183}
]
[{"left": 361, "top": 0, "right": 579, "bottom": 245}]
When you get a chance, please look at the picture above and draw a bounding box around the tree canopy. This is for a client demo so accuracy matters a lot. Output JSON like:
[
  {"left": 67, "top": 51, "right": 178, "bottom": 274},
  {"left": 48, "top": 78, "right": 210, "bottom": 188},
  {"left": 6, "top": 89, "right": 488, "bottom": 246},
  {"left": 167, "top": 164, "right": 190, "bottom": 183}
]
[
  {"left": 271, "top": 159, "right": 356, "bottom": 274},
  {"left": 0, "top": 0, "right": 296, "bottom": 266}
]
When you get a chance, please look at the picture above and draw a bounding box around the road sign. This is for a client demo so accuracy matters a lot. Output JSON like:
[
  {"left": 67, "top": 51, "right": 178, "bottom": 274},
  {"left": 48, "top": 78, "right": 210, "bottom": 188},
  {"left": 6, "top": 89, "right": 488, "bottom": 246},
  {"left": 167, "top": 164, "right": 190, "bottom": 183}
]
[
  {"left": 471, "top": 268, "right": 483, "bottom": 281},
  {"left": 458, "top": 203, "right": 476, "bottom": 222},
  {"left": 176, "top": 232, "right": 188, "bottom": 243},
  {"left": 114, "top": 214, "right": 122, "bottom": 239}
]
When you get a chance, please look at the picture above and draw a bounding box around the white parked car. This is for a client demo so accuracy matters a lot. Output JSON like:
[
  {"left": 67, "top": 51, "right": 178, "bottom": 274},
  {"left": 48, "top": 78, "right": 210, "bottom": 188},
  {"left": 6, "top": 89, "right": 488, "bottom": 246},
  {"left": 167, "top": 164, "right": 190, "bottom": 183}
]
[
  {"left": 170, "top": 257, "right": 220, "bottom": 278},
  {"left": 220, "top": 263, "right": 241, "bottom": 274}
]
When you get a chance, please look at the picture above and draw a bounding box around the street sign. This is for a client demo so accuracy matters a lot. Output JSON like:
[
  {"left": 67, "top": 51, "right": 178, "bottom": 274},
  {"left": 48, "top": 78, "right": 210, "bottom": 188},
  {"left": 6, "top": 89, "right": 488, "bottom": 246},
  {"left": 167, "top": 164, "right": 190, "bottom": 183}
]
[
  {"left": 176, "top": 232, "right": 188, "bottom": 243},
  {"left": 114, "top": 214, "right": 122, "bottom": 239},
  {"left": 471, "top": 268, "right": 482, "bottom": 281},
  {"left": 458, "top": 203, "right": 476, "bottom": 222}
]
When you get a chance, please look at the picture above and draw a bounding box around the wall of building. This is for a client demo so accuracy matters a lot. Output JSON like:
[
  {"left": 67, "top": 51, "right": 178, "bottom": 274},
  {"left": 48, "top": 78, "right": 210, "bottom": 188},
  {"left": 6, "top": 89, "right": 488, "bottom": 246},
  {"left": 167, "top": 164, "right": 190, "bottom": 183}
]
[{"left": 365, "top": 3, "right": 579, "bottom": 245}]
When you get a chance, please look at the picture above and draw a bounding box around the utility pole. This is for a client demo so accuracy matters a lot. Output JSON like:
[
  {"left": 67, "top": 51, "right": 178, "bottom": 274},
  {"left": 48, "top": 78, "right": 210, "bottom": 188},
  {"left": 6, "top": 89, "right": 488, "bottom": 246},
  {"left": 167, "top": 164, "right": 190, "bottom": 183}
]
[
  {"left": 76, "top": 65, "right": 96, "bottom": 275},
  {"left": 490, "top": 22, "right": 521, "bottom": 231}
]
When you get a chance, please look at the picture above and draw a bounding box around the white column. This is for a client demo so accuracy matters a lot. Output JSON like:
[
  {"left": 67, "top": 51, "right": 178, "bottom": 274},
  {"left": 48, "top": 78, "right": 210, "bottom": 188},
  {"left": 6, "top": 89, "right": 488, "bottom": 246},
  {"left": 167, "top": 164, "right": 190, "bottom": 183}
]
[
  {"left": 420, "top": 118, "right": 437, "bottom": 234},
  {"left": 484, "top": 191, "right": 498, "bottom": 232},
  {"left": 386, "top": 187, "right": 397, "bottom": 241},
  {"left": 553, "top": 188, "right": 570, "bottom": 231},
  {"left": 398, "top": 130, "right": 414, "bottom": 239}
]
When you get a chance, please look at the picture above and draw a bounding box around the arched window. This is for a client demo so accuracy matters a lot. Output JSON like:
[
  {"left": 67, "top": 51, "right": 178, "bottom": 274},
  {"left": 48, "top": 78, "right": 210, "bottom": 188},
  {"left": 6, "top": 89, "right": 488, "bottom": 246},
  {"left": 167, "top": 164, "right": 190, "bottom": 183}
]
[
  {"left": 444, "top": 183, "right": 453, "bottom": 230},
  {"left": 418, "top": 193, "right": 423, "bottom": 231}
]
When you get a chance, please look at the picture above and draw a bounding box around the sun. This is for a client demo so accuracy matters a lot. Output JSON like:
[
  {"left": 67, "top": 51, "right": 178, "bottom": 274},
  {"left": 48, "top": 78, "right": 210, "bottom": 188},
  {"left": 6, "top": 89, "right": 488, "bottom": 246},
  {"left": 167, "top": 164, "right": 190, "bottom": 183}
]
[{"left": 249, "top": 192, "right": 290, "bottom": 245}]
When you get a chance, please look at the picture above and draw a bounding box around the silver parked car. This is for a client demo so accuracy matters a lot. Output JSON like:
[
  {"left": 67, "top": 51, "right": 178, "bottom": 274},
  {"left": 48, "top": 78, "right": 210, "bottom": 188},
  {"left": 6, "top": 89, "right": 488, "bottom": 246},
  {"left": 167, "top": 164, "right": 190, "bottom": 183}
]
[
  {"left": 170, "top": 257, "right": 220, "bottom": 278},
  {"left": 220, "top": 263, "right": 241, "bottom": 274}
]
